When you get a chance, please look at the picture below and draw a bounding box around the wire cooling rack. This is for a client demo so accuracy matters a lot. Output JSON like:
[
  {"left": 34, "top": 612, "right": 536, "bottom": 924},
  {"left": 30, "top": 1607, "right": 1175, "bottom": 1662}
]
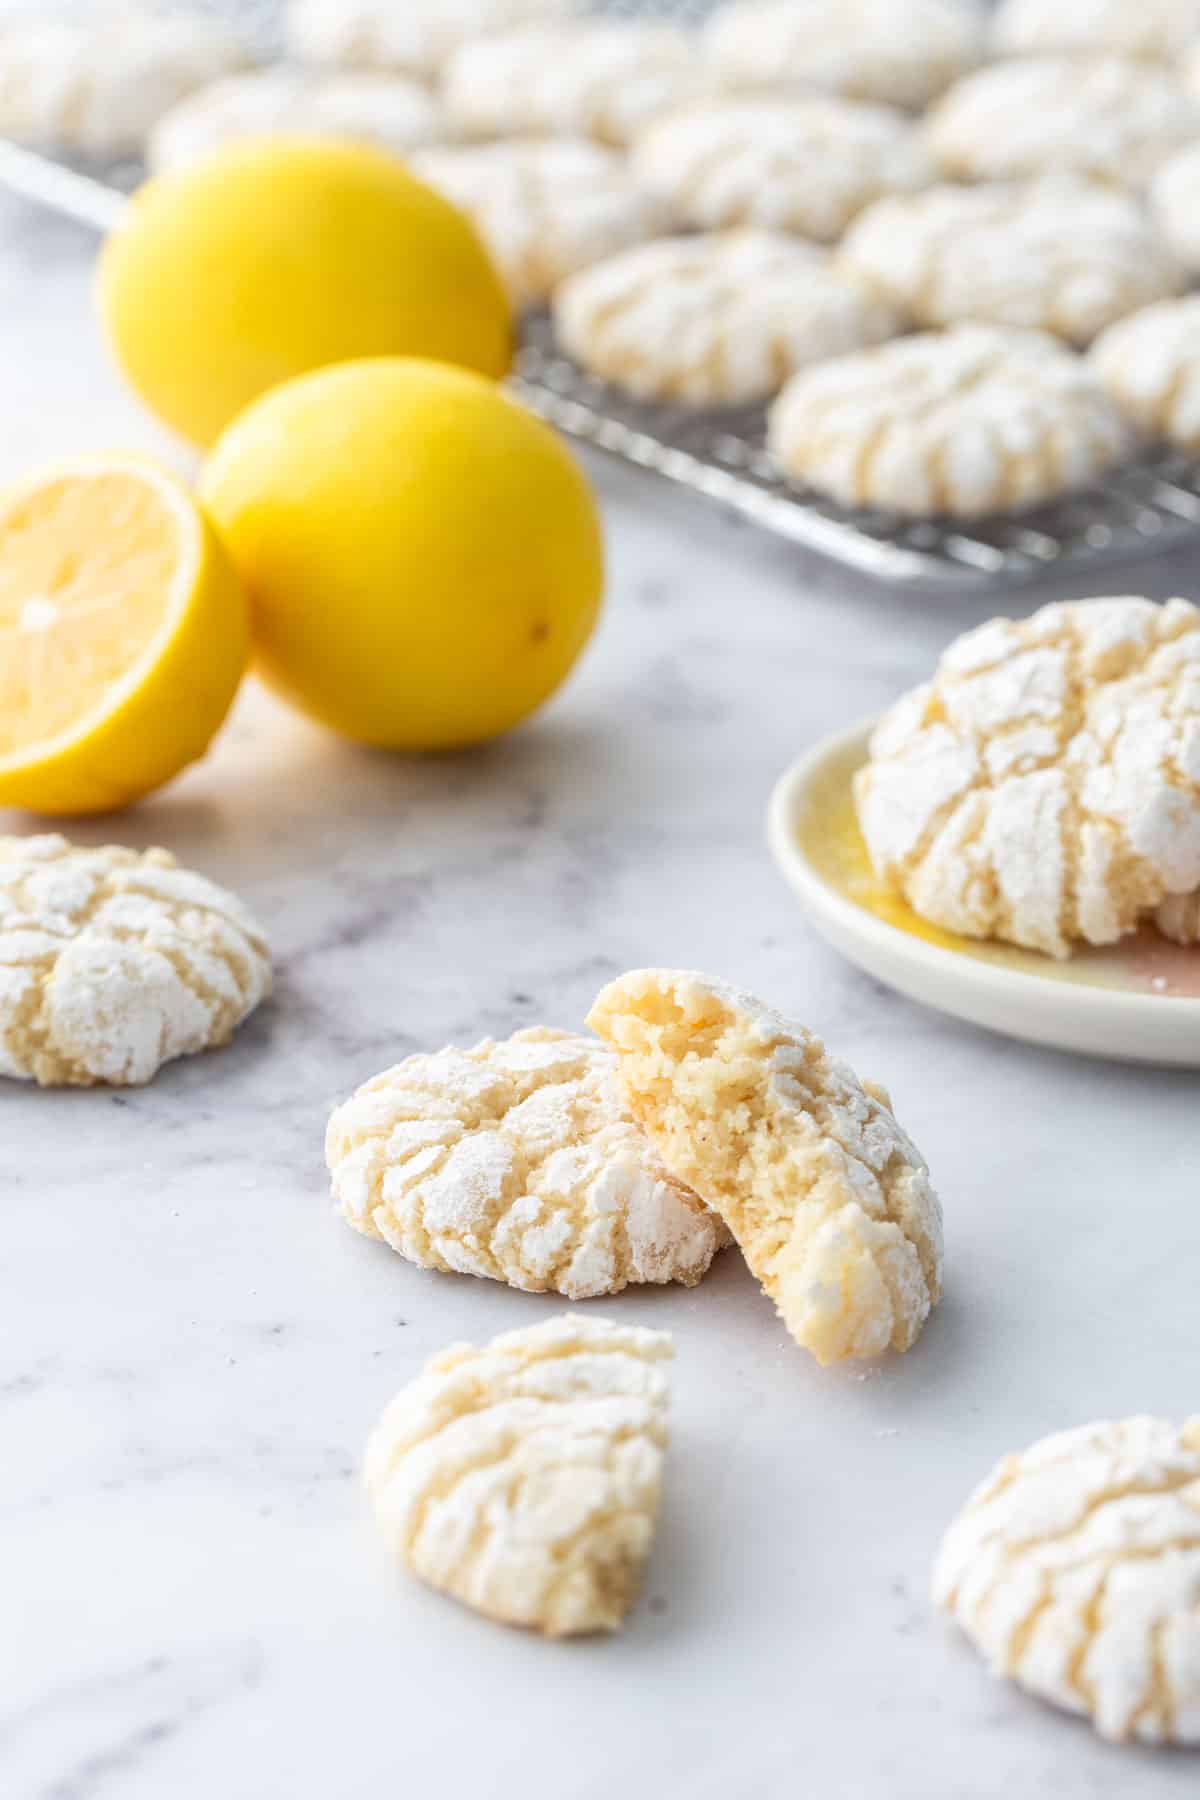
[{"left": 3, "top": 0, "right": 1200, "bottom": 587}]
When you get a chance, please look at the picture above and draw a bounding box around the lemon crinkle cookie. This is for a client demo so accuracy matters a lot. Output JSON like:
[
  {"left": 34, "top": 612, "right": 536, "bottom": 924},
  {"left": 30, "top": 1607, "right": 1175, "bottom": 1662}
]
[
  {"left": 768, "top": 325, "right": 1129, "bottom": 519},
  {"left": 991, "top": 0, "right": 1200, "bottom": 60},
  {"left": 1152, "top": 144, "right": 1200, "bottom": 273},
  {"left": 148, "top": 69, "right": 445, "bottom": 171},
  {"left": 1091, "top": 297, "right": 1200, "bottom": 450},
  {"left": 554, "top": 231, "right": 903, "bottom": 408},
  {"left": 935, "top": 1417, "right": 1200, "bottom": 1745},
  {"left": 925, "top": 57, "right": 1200, "bottom": 188},
  {"left": 854, "top": 596, "right": 1200, "bottom": 958},
  {"left": 287, "top": 0, "right": 576, "bottom": 80},
  {"left": 0, "top": 836, "right": 270, "bottom": 1087},
  {"left": 441, "top": 21, "right": 708, "bottom": 149},
  {"left": 365, "top": 1314, "right": 671, "bottom": 1635},
  {"left": 703, "top": 0, "right": 980, "bottom": 111},
  {"left": 631, "top": 95, "right": 936, "bottom": 244},
  {"left": 588, "top": 970, "right": 944, "bottom": 1366},
  {"left": 326, "top": 1026, "right": 727, "bottom": 1300},
  {"left": 839, "top": 180, "right": 1183, "bottom": 349},
  {"left": 0, "top": 9, "right": 249, "bottom": 156},
  {"left": 410, "top": 139, "right": 667, "bottom": 307}
]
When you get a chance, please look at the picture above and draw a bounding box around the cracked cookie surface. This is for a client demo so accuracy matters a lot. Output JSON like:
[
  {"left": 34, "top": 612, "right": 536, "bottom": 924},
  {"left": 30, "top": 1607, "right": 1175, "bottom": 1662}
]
[
  {"left": 588, "top": 969, "right": 943, "bottom": 1366},
  {"left": 1091, "top": 296, "right": 1200, "bottom": 450},
  {"left": 287, "top": 0, "right": 575, "bottom": 79},
  {"left": 768, "top": 325, "right": 1128, "bottom": 518},
  {"left": 365, "top": 1313, "right": 672, "bottom": 1635},
  {"left": 0, "top": 834, "right": 270, "bottom": 1087},
  {"left": 326, "top": 1026, "right": 727, "bottom": 1299},
  {"left": 854, "top": 596, "right": 1200, "bottom": 957},
  {"left": 934, "top": 1416, "right": 1200, "bottom": 1745}
]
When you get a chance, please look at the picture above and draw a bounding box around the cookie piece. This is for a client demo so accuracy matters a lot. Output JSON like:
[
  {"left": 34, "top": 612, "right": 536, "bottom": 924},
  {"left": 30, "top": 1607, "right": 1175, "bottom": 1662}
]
[
  {"left": 840, "top": 179, "right": 1184, "bottom": 348},
  {"left": 148, "top": 68, "right": 444, "bottom": 171},
  {"left": 631, "top": 95, "right": 936, "bottom": 243},
  {"left": 326, "top": 1026, "right": 726, "bottom": 1300},
  {"left": 703, "top": 0, "right": 980, "bottom": 111},
  {"left": 0, "top": 9, "right": 250, "bottom": 157},
  {"left": 1152, "top": 143, "right": 1200, "bottom": 272},
  {"left": 934, "top": 1417, "right": 1200, "bottom": 1745},
  {"left": 441, "top": 21, "right": 708, "bottom": 149},
  {"left": 287, "top": 0, "right": 576, "bottom": 80},
  {"left": 410, "top": 138, "right": 666, "bottom": 307},
  {"left": 365, "top": 1314, "right": 671, "bottom": 1635},
  {"left": 854, "top": 597, "right": 1200, "bottom": 958},
  {"left": 992, "top": 0, "right": 1200, "bottom": 59},
  {"left": 0, "top": 835, "right": 271, "bottom": 1087},
  {"left": 587, "top": 970, "right": 943, "bottom": 1366},
  {"left": 1090, "top": 297, "right": 1200, "bottom": 449},
  {"left": 925, "top": 56, "right": 1200, "bottom": 187},
  {"left": 768, "top": 325, "right": 1130, "bottom": 518},
  {"left": 554, "top": 231, "right": 903, "bottom": 408}
]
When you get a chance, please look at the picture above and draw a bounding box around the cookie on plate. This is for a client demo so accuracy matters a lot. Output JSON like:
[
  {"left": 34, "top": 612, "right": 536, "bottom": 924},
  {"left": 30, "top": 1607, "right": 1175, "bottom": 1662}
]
[
  {"left": 991, "top": 0, "right": 1200, "bottom": 60},
  {"left": 925, "top": 56, "right": 1200, "bottom": 187},
  {"left": 631, "top": 94, "right": 936, "bottom": 243},
  {"left": 441, "top": 21, "right": 709, "bottom": 148},
  {"left": 703, "top": 0, "right": 981, "bottom": 111},
  {"left": 768, "top": 325, "right": 1131, "bottom": 518},
  {"left": 1151, "top": 142, "right": 1200, "bottom": 270},
  {"left": 148, "top": 68, "right": 445, "bottom": 171},
  {"left": 840, "top": 179, "right": 1184, "bottom": 347},
  {"left": 287, "top": 0, "right": 576, "bottom": 80},
  {"left": 410, "top": 138, "right": 667, "bottom": 307},
  {"left": 554, "top": 231, "right": 903, "bottom": 408},
  {"left": 1091, "top": 296, "right": 1200, "bottom": 449}
]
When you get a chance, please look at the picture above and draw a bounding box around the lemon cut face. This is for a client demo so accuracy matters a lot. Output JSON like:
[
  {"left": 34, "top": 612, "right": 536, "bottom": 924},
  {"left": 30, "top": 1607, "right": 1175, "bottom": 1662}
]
[{"left": 0, "top": 459, "right": 248, "bottom": 815}]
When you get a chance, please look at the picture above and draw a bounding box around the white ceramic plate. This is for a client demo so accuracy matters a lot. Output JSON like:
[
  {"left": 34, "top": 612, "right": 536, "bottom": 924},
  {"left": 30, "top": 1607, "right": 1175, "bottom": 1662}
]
[{"left": 767, "top": 721, "right": 1200, "bottom": 1067}]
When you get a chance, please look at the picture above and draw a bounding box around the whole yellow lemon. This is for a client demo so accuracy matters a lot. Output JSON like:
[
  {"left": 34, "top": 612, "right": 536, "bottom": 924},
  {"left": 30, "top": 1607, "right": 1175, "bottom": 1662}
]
[
  {"left": 97, "top": 137, "right": 512, "bottom": 447},
  {"left": 199, "top": 358, "right": 604, "bottom": 750}
]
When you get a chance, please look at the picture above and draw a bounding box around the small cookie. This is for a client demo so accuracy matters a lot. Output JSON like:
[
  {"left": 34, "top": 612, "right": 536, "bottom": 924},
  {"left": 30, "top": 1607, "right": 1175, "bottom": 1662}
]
[
  {"left": 325, "top": 1026, "right": 727, "bottom": 1299},
  {"left": 926, "top": 56, "right": 1200, "bottom": 187},
  {"left": 840, "top": 179, "right": 1184, "bottom": 348},
  {"left": 0, "top": 9, "right": 250, "bottom": 156},
  {"left": 934, "top": 1417, "right": 1200, "bottom": 1745},
  {"left": 0, "top": 835, "right": 271, "bottom": 1087},
  {"left": 441, "top": 21, "right": 708, "bottom": 149},
  {"left": 768, "top": 325, "right": 1130, "bottom": 518},
  {"left": 410, "top": 138, "right": 667, "bottom": 307},
  {"left": 588, "top": 969, "right": 943, "bottom": 1366},
  {"left": 703, "top": 0, "right": 980, "bottom": 111},
  {"left": 554, "top": 231, "right": 903, "bottom": 408},
  {"left": 631, "top": 95, "right": 936, "bottom": 243},
  {"left": 365, "top": 1314, "right": 671, "bottom": 1636},
  {"left": 148, "top": 69, "right": 444, "bottom": 171},
  {"left": 992, "top": 0, "right": 1200, "bottom": 60},
  {"left": 287, "top": 0, "right": 576, "bottom": 80},
  {"left": 1091, "top": 297, "right": 1200, "bottom": 449},
  {"left": 1152, "top": 143, "right": 1200, "bottom": 271}
]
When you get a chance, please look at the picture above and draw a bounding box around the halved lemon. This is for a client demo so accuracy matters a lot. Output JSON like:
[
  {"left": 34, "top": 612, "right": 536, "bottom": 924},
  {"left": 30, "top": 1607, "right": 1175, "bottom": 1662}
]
[{"left": 0, "top": 456, "right": 249, "bottom": 815}]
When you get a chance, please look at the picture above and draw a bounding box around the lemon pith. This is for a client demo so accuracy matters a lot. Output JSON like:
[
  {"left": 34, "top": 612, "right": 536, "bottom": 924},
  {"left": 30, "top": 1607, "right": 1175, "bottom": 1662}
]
[{"left": 0, "top": 458, "right": 249, "bottom": 816}]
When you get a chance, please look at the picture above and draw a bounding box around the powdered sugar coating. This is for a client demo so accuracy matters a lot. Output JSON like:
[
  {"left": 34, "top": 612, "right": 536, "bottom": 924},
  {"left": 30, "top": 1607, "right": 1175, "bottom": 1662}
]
[
  {"left": 442, "top": 21, "right": 709, "bottom": 149},
  {"left": 588, "top": 969, "right": 943, "bottom": 1366},
  {"left": 555, "top": 230, "right": 903, "bottom": 407},
  {"left": 1090, "top": 296, "right": 1200, "bottom": 449},
  {"left": 1152, "top": 143, "right": 1200, "bottom": 272},
  {"left": 0, "top": 10, "right": 249, "bottom": 155},
  {"left": 631, "top": 95, "right": 936, "bottom": 243},
  {"left": 768, "top": 325, "right": 1130, "bottom": 519},
  {"left": 840, "top": 180, "right": 1183, "bottom": 348},
  {"left": 925, "top": 56, "right": 1200, "bottom": 187},
  {"left": 410, "top": 138, "right": 666, "bottom": 306},
  {"left": 0, "top": 835, "right": 271, "bottom": 1087},
  {"left": 992, "top": 0, "right": 1200, "bottom": 59},
  {"left": 148, "top": 67, "right": 445, "bottom": 171},
  {"left": 287, "top": 0, "right": 576, "bottom": 79},
  {"left": 854, "top": 596, "right": 1200, "bottom": 957},
  {"left": 703, "top": 0, "right": 980, "bottom": 110},
  {"left": 934, "top": 1416, "right": 1200, "bottom": 1745},
  {"left": 365, "top": 1314, "right": 671, "bottom": 1635},
  {"left": 326, "top": 1026, "right": 726, "bottom": 1299}
]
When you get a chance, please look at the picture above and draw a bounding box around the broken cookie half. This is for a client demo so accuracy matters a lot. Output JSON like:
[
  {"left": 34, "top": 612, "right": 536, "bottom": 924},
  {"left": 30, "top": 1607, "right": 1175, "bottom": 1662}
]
[{"left": 588, "top": 969, "right": 943, "bottom": 1366}]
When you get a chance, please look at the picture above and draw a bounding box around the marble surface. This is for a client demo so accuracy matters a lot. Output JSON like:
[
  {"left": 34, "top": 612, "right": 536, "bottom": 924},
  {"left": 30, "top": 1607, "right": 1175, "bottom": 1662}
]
[{"left": 2, "top": 192, "right": 1199, "bottom": 1800}]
